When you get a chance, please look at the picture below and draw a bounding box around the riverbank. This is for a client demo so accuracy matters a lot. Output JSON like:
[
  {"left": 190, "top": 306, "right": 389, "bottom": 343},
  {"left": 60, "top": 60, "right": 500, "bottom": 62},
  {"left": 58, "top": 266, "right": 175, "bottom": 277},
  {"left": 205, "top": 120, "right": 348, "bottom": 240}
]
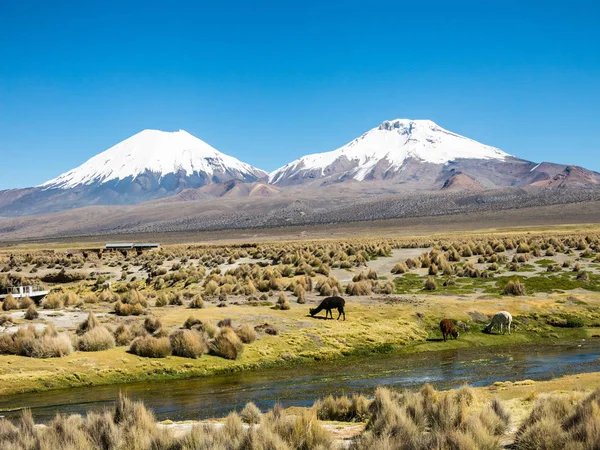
[
  {"left": 1, "top": 291, "right": 598, "bottom": 397},
  {"left": 4, "top": 370, "right": 600, "bottom": 450},
  {"left": 154, "top": 370, "right": 600, "bottom": 441}
]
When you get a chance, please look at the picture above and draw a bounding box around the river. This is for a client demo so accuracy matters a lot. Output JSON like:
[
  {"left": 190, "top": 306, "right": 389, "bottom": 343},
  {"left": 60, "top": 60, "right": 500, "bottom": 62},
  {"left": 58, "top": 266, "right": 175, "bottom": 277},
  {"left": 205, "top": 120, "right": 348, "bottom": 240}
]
[{"left": 1, "top": 339, "right": 599, "bottom": 422}]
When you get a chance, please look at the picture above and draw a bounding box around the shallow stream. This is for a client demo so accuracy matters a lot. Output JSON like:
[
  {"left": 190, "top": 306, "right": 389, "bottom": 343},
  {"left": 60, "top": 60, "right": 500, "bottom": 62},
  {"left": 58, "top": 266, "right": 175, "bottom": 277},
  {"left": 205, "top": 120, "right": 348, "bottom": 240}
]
[{"left": 1, "top": 340, "right": 599, "bottom": 422}]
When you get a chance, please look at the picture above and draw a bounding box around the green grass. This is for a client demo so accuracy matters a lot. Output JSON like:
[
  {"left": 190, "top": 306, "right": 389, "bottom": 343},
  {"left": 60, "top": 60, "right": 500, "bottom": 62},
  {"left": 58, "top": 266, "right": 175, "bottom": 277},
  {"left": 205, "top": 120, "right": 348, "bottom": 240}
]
[
  {"left": 394, "top": 274, "right": 495, "bottom": 295},
  {"left": 489, "top": 272, "right": 600, "bottom": 294},
  {"left": 535, "top": 259, "right": 558, "bottom": 268}
]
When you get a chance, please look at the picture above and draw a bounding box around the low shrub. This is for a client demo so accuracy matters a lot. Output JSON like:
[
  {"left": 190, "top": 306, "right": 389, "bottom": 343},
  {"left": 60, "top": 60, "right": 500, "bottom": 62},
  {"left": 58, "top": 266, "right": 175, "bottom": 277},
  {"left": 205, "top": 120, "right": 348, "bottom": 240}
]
[
  {"left": 144, "top": 317, "right": 162, "bottom": 334},
  {"left": 209, "top": 327, "right": 244, "bottom": 360},
  {"left": 24, "top": 305, "right": 38, "bottom": 320},
  {"left": 189, "top": 294, "right": 204, "bottom": 309},
  {"left": 18, "top": 296, "right": 35, "bottom": 309},
  {"left": 0, "top": 314, "right": 12, "bottom": 326},
  {"left": 41, "top": 269, "right": 86, "bottom": 283},
  {"left": 2, "top": 294, "right": 18, "bottom": 311},
  {"left": 240, "top": 402, "right": 261, "bottom": 425},
  {"left": 78, "top": 326, "right": 116, "bottom": 351},
  {"left": 424, "top": 276, "right": 437, "bottom": 291},
  {"left": 275, "top": 293, "right": 290, "bottom": 310},
  {"left": 503, "top": 280, "right": 526, "bottom": 296},
  {"left": 576, "top": 271, "right": 590, "bottom": 282},
  {"left": 235, "top": 323, "right": 257, "bottom": 344},
  {"left": 346, "top": 280, "right": 372, "bottom": 296},
  {"left": 155, "top": 294, "right": 168, "bottom": 307},
  {"left": 0, "top": 325, "right": 72, "bottom": 358},
  {"left": 42, "top": 293, "right": 63, "bottom": 309},
  {"left": 169, "top": 329, "right": 206, "bottom": 358},
  {"left": 391, "top": 263, "right": 409, "bottom": 274},
  {"left": 129, "top": 336, "right": 171, "bottom": 358},
  {"left": 548, "top": 315, "right": 585, "bottom": 328},
  {"left": 315, "top": 394, "right": 371, "bottom": 422},
  {"left": 78, "top": 311, "right": 100, "bottom": 334}
]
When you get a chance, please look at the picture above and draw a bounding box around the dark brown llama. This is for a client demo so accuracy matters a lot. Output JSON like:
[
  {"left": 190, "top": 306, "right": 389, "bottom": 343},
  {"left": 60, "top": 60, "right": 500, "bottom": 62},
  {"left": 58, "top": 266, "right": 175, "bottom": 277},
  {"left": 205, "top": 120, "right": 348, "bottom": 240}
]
[
  {"left": 439, "top": 318, "right": 459, "bottom": 341},
  {"left": 310, "top": 296, "right": 346, "bottom": 320}
]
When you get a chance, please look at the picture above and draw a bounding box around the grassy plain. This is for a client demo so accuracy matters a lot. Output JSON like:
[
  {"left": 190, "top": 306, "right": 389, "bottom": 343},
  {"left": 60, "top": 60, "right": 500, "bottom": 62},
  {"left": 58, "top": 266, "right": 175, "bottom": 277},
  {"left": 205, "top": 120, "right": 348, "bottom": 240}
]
[{"left": 1, "top": 225, "right": 600, "bottom": 396}]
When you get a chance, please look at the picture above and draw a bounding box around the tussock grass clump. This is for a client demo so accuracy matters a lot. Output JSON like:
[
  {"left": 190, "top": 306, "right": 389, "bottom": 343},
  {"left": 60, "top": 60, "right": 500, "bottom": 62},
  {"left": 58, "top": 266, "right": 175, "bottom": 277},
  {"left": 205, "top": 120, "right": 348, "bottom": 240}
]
[
  {"left": 78, "top": 311, "right": 100, "bottom": 334},
  {"left": 2, "top": 294, "right": 18, "bottom": 311},
  {"left": 129, "top": 336, "right": 171, "bottom": 358},
  {"left": 189, "top": 294, "right": 204, "bottom": 308},
  {"left": 169, "top": 292, "right": 184, "bottom": 306},
  {"left": 275, "top": 293, "right": 291, "bottom": 310},
  {"left": 155, "top": 293, "right": 168, "bottom": 307},
  {"left": 0, "top": 314, "right": 12, "bottom": 326},
  {"left": 294, "top": 284, "right": 306, "bottom": 303},
  {"left": 24, "top": 305, "right": 39, "bottom": 320},
  {"left": 217, "top": 318, "right": 232, "bottom": 328},
  {"left": 144, "top": 316, "right": 162, "bottom": 334},
  {"left": 240, "top": 402, "right": 261, "bottom": 425},
  {"left": 114, "top": 300, "right": 144, "bottom": 316},
  {"left": 235, "top": 323, "right": 257, "bottom": 344},
  {"left": 18, "top": 296, "right": 35, "bottom": 309},
  {"left": 346, "top": 280, "right": 372, "bottom": 296},
  {"left": 209, "top": 327, "right": 244, "bottom": 360},
  {"left": 515, "top": 389, "right": 600, "bottom": 449},
  {"left": 315, "top": 394, "right": 371, "bottom": 422},
  {"left": 0, "top": 325, "right": 72, "bottom": 358},
  {"left": 114, "top": 322, "right": 147, "bottom": 346},
  {"left": 78, "top": 326, "right": 116, "bottom": 351},
  {"left": 169, "top": 329, "right": 206, "bottom": 358},
  {"left": 183, "top": 316, "right": 203, "bottom": 330},
  {"left": 503, "top": 280, "right": 526, "bottom": 296},
  {"left": 424, "top": 276, "right": 438, "bottom": 291},
  {"left": 576, "top": 271, "right": 590, "bottom": 282},
  {"left": 391, "top": 262, "right": 409, "bottom": 274},
  {"left": 351, "top": 384, "right": 507, "bottom": 450},
  {"left": 42, "top": 293, "right": 63, "bottom": 309}
]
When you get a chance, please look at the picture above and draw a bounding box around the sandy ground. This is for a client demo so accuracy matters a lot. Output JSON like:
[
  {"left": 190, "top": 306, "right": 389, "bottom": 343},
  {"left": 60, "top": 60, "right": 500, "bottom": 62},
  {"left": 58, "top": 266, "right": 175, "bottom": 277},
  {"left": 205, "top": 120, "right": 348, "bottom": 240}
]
[{"left": 1, "top": 310, "right": 107, "bottom": 333}]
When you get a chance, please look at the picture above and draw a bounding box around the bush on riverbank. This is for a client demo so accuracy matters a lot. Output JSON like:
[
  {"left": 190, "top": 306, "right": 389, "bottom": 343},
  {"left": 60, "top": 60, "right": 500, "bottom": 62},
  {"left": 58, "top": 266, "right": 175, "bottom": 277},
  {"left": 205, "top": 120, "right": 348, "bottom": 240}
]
[
  {"left": 129, "top": 336, "right": 171, "bottom": 358},
  {"left": 78, "top": 326, "right": 116, "bottom": 352},
  {"left": 515, "top": 389, "right": 600, "bottom": 449},
  {"left": 0, "top": 325, "right": 72, "bottom": 358},
  {"left": 209, "top": 327, "right": 244, "bottom": 360},
  {"left": 314, "top": 394, "right": 371, "bottom": 422},
  {"left": 18, "top": 383, "right": 600, "bottom": 450},
  {"left": 169, "top": 329, "right": 206, "bottom": 358}
]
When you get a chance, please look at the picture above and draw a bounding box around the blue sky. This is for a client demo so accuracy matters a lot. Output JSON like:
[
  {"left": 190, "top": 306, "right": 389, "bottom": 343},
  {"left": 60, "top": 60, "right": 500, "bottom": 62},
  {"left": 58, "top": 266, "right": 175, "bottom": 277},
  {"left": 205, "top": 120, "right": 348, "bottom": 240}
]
[{"left": 1, "top": 0, "right": 599, "bottom": 189}]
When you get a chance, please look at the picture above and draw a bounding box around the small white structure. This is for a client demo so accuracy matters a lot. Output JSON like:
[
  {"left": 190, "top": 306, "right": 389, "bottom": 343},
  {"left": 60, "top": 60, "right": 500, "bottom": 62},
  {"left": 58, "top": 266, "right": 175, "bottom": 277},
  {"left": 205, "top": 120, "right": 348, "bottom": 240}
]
[{"left": 0, "top": 285, "right": 50, "bottom": 302}]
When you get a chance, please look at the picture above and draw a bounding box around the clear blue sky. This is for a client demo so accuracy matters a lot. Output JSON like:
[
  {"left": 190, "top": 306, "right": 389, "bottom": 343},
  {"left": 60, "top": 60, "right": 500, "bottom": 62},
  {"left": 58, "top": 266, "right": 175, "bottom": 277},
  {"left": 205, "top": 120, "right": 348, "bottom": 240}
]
[{"left": 1, "top": 0, "right": 599, "bottom": 189}]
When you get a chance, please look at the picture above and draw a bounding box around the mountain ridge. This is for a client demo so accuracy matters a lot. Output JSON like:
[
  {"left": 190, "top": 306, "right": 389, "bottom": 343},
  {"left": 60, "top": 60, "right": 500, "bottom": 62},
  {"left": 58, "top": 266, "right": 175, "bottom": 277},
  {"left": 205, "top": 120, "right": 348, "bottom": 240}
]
[
  {"left": 1, "top": 119, "right": 599, "bottom": 218},
  {"left": 42, "top": 129, "right": 266, "bottom": 189},
  {"left": 268, "top": 119, "right": 513, "bottom": 185}
]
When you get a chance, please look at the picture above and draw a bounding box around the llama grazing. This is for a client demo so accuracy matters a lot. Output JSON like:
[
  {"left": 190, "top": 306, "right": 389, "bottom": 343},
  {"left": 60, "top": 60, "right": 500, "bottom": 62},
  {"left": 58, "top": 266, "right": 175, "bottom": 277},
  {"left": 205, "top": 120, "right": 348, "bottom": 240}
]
[
  {"left": 439, "top": 318, "right": 459, "bottom": 341},
  {"left": 485, "top": 311, "right": 513, "bottom": 335},
  {"left": 310, "top": 296, "right": 346, "bottom": 320}
]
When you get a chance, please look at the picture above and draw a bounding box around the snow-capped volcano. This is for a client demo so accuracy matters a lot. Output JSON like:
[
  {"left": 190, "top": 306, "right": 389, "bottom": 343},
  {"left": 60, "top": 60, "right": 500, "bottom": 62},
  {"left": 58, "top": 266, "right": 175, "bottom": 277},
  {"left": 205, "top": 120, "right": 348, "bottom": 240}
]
[
  {"left": 269, "top": 119, "right": 512, "bottom": 185},
  {"left": 43, "top": 129, "right": 266, "bottom": 189}
]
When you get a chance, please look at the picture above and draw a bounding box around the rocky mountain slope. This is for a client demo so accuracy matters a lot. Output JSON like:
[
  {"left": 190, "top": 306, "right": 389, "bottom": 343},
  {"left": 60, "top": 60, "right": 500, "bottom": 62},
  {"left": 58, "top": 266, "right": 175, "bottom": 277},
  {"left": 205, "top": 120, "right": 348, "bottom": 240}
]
[
  {"left": 0, "top": 120, "right": 599, "bottom": 219},
  {"left": 268, "top": 119, "right": 600, "bottom": 191}
]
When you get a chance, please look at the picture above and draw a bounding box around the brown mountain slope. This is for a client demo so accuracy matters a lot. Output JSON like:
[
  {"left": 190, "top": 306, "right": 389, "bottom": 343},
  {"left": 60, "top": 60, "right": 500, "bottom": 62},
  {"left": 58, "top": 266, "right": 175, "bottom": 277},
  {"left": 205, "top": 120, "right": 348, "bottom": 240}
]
[
  {"left": 529, "top": 166, "right": 600, "bottom": 188},
  {"left": 441, "top": 173, "right": 483, "bottom": 191}
]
